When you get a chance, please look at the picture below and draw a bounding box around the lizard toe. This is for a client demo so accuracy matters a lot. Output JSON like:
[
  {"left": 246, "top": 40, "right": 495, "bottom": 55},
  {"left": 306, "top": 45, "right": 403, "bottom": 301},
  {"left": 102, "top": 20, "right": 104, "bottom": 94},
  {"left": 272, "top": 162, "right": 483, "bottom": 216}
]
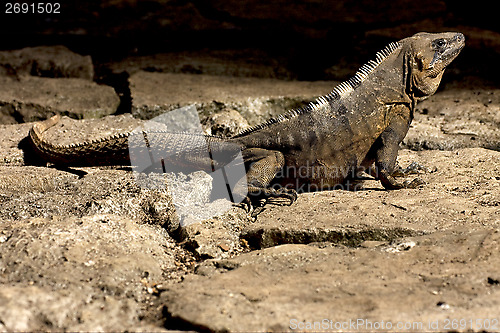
[{"left": 237, "top": 197, "right": 253, "bottom": 213}]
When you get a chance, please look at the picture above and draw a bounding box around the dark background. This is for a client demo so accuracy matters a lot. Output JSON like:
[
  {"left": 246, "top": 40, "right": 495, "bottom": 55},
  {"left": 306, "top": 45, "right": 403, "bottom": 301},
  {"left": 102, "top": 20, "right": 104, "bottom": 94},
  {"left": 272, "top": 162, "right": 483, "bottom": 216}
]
[{"left": 0, "top": 0, "right": 498, "bottom": 83}]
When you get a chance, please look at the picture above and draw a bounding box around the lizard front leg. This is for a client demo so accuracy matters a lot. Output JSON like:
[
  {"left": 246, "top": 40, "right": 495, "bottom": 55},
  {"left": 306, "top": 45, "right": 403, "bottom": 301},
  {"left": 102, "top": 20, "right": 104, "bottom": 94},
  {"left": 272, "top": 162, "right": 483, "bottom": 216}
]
[{"left": 372, "top": 105, "right": 425, "bottom": 190}]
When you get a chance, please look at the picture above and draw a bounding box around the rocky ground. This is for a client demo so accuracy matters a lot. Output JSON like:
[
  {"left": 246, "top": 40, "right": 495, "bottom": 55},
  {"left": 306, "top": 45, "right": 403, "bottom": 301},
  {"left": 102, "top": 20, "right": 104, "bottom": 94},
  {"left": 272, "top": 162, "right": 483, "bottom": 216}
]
[{"left": 0, "top": 35, "right": 499, "bottom": 332}]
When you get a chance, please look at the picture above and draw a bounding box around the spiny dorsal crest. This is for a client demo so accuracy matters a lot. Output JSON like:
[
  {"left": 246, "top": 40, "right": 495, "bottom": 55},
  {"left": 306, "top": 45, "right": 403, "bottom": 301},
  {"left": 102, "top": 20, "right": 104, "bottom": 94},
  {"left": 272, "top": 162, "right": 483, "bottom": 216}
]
[{"left": 233, "top": 41, "right": 401, "bottom": 138}]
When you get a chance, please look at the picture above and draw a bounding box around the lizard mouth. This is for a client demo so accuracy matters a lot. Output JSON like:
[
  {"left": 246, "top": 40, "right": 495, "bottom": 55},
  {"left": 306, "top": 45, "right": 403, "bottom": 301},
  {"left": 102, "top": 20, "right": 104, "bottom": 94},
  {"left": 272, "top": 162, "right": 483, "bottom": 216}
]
[
  {"left": 427, "top": 45, "right": 463, "bottom": 78},
  {"left": 444, "top": 47, "right": 463, "bottom": 62},
  {"left": 428, "top": 33, "right": 465, "bottom": 73}
]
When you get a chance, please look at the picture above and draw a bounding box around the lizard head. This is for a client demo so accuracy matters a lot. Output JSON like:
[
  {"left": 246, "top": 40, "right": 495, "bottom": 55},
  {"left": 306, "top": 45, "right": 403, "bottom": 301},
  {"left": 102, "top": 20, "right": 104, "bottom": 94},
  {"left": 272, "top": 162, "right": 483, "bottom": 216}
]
[{"left": 408, "top": 32, "right": 465, "bottom": 98}]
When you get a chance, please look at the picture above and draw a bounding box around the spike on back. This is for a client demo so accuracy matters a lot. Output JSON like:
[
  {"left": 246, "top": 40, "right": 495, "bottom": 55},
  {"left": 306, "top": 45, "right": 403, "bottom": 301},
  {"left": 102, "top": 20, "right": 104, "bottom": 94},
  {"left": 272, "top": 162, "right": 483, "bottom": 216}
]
[{"left": 233, "top": 41, "right": 401, "bottom": 138}]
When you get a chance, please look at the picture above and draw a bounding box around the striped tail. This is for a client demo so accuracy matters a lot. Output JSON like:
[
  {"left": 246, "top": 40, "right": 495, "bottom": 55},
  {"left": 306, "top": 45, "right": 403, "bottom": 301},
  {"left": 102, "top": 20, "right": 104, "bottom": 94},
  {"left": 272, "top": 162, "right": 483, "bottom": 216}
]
[{"left": 29, "top": 115, "right": 131, "bottom": 166}]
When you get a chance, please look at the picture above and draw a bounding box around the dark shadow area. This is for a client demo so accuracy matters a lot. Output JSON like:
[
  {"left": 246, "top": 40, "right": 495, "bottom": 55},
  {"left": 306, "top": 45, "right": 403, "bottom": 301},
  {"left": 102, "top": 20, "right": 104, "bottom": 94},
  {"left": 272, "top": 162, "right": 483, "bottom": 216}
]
[
  {"left": 18, "top": 136, "right": 45, "bottom": 166},
  {"left": 0, "top": 1, "right": 498, "bottom": 83}
]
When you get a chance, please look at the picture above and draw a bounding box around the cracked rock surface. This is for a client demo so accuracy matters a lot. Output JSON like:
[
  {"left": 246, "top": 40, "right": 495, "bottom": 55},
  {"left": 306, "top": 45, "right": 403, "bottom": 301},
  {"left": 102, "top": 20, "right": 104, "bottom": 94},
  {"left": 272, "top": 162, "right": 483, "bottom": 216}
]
[
  {"left": 1, "top": 9, "right": 500, "bottom": 330},
  {"left": 0, "top": 76, "right": 120, "bottom": 123},
  {"left": 164, "top": 229, "right": 500, "bottom": 332}
]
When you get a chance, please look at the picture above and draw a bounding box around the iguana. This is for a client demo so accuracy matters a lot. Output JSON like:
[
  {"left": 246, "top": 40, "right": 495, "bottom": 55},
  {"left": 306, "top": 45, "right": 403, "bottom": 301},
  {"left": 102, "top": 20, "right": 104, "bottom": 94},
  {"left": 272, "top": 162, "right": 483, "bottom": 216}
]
[{"left": 29, "top": 32, "right": 465, "bottom": 208}]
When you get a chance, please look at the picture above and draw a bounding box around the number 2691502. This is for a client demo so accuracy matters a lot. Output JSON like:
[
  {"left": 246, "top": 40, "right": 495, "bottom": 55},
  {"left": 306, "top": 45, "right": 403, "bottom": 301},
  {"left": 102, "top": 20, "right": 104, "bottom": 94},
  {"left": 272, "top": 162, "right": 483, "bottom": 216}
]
[{"left": 5, "top": 3, "right": 61, "bottom": 14}]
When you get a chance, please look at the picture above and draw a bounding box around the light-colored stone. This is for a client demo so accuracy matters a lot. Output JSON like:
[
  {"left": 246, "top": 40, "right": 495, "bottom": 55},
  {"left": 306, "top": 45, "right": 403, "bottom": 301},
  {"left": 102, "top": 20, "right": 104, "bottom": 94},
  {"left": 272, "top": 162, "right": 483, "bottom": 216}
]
[
  {"left": 0, "top": 76, "right": 120, "bottom": 123},
  {"left": 129, "top": 71, "right": 336, "bottom": 121},
  {"left": 404, "top": 89, "right": 500, "bottom": 151},
  {"left": 203, "top": 108, "right": 250, "bottom": 136},
  {"left": 0, "top": 45, "right": 94, "bottom": 79},
  {"left": 0, "top": 214, "right": 192, "bottom": 331},
  {"left": 163, "top": 229, "right": 500, "bottom": 332},
  {"left": 0, "top": 166, "right": 177, "bottom": 228}
]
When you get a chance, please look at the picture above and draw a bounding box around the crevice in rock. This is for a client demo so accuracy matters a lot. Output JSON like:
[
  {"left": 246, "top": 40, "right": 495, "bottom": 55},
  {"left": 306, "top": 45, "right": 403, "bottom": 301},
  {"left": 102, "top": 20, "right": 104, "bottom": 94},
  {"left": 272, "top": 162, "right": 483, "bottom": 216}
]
[{"left": 241, "top": 227, "right": 425, "bottom": 250}]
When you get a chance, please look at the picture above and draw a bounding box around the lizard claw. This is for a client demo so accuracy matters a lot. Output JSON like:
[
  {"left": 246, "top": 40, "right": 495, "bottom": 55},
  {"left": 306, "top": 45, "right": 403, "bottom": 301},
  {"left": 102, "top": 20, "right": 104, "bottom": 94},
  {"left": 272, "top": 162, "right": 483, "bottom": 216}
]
[
  {"left": 238, "top": 197, "right": 253, "bottom": 213},
  {"left": 272, "top": 187, "right": 298, "bottom": 204},
  {"left": 236, "top": 196, "right": 267, "bottom": 220},
  {"left": 236, "top": 187, "right": 298, "bottom": 217}
]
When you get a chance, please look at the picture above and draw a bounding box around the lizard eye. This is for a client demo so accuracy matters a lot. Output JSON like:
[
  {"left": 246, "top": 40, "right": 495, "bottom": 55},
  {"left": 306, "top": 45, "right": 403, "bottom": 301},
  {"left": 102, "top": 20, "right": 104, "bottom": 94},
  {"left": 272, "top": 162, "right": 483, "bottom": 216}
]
[{"left": 433, "top": 39, "right": 447, "bottom": 49}]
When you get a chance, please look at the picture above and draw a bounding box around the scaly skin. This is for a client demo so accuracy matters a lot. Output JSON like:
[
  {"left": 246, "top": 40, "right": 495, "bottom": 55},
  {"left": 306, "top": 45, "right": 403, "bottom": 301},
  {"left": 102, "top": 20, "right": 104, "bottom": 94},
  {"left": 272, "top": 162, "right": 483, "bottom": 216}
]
[{"left": 29, "top": 32, "right": 465, "bottom": 207}]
